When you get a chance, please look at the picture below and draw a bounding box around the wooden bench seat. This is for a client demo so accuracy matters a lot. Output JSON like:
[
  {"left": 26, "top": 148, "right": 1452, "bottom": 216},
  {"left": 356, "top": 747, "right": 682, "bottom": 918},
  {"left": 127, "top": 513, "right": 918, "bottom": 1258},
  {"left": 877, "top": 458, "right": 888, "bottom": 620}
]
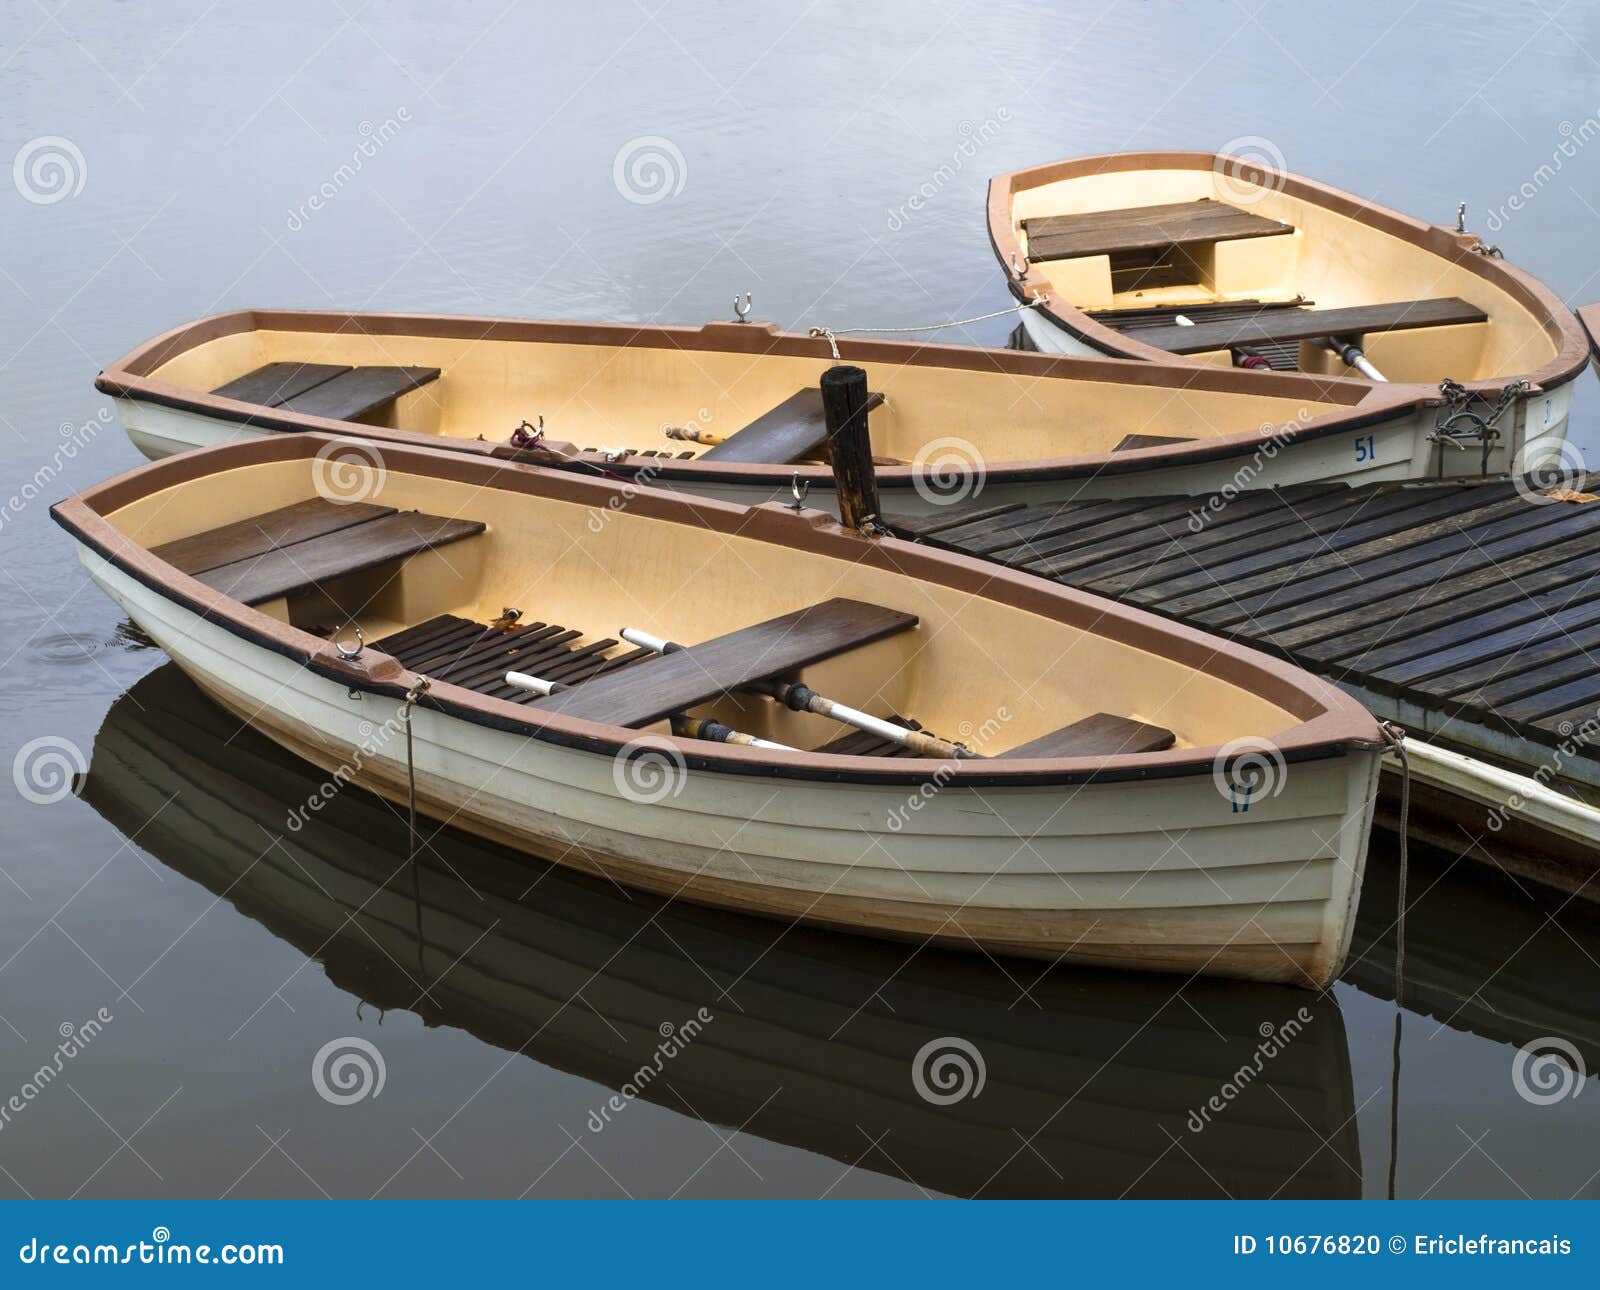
[
  {"left": 151, "top": 498, "right": 484, "bottom": 606},
  {"left": 699, "top": 387, "right": 884, "bottom": 464},
  {"left": 211, "top": 363, "right": 441, "bottom": 422},
  {"left": 998, "top": 712, "right": 1176, "bottom": 759},
  {"left": 1131, "top": 297, "right": 1488, "bottom": 356},
  {"left": 1023, "top": 199, "right": 1293, "bottom": 263},
  {"left": 533, "top": 597, "right": 917, "bottom": 727}
]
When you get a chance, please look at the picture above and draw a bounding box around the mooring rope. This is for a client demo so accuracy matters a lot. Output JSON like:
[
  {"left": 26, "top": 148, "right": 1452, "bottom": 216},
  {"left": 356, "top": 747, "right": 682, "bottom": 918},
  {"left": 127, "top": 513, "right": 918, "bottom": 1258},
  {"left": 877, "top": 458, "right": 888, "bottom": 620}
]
[
  {"left": 1379, "top": 718, "right": 1409, "bottom": 1200},
  {"left": 400, "top": 676, "right": 432, "bottom": 863},
  {"left": 808, "top": 297, "right": 1046, "bottom": 359}
]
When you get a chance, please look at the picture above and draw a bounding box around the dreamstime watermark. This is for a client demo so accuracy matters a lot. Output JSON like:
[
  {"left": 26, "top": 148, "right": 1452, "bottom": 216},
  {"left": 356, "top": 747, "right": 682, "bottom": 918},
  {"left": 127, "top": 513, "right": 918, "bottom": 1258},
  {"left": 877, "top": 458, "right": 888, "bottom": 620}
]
[
  {"left": 311, "top": 439, "right": 386, "bottom": 505},
  {"left": 311, "top": 1036, "right": 385, "bottom": 1105},
  {"left": 1484, "top": 112, "right": 1600, "bottom": 232},
  {"left": 1511, "top": 1036, "right": 1586, "bottom": 1105},
  {"left": 17, "top": 1228, "right": 283, "bottom": 1267},
  {"left": 911, "top": 436, "right": 987, "bottom": 508},
  {"left": 1213, "top": 135, "right": 1287, "bottom": 207},
  {"left": 12, "top": 735, "right": 87, "bottom": 805},
  {"left": 13, "top": 135, "right": 86, "bottom": 204},
  {"left": 884, "top": 706, "right": 1012, "bottom": 831},
  {"left": 612, "top": 135, "right": 687, "bottom": 205},
  {"left": 885, "top": 109, "right": 1011, "bottom": 231},
  {"left": 612, "top": 735, "right": 688, "bottom": 804},
  {"left": 586, "top": 1008, "right": 713, "bottom": 1132},
  {"left": 911, "top": 1035, "right": 986, "bottom": 1105},
  {"left": 0, "top": 1008, "right": 114, "bottom": 1135},
  {"left": 0, "top": 408, "right": 114, "bottom": 537},
  {"left": 285, "top": 710, "right": 411, "bottom": 831},
  {"left": 1486, "top": 708, "right": 1600, "bottom": 833},
  {"left": 1186, "top": 409, "right": 1313, "bottom": 532},
  {"left": 1186, "top": 1007, "right": 1313, "bottom": 1133},
  {"left": 585, "top": 409, "right": 713, "bottom": 533},
  {"left": 285, "top": 107, "right": 411, "bottom": 230},
  {"left": 1211, "top": 736, "right": 1287, "bottom": 814},
  {"left": 1513, "top": 439, "right": 1588, "bottom": 505}
]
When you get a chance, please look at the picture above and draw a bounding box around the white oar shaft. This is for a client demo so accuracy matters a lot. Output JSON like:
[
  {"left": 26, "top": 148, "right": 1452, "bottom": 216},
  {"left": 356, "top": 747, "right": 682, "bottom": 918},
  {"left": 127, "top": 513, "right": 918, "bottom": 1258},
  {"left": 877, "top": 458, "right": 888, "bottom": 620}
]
[
  {"left": 504, "top": 669, "right": 794, "bottom": 751},
  {"left": 620, "top": 627, "right": 973, "bottom": 759},
  {"left": 1323, "top": 337, "right": 1387, "bottom": 382}
]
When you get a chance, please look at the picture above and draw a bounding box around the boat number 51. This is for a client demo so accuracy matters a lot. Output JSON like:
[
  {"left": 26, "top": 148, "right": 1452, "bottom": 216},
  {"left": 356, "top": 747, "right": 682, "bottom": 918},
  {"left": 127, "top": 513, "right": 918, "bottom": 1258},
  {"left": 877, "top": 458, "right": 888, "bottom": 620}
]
[{"left": 1353, "top": 434, "right": 1375, "bottom": 463}]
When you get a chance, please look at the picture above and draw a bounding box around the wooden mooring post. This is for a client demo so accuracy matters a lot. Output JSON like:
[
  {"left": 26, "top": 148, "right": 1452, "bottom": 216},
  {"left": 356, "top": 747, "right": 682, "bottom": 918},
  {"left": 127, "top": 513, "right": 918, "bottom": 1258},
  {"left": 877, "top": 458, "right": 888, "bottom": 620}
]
[{"left": 820, "top": 365, "right": 883, "bottom": 533}]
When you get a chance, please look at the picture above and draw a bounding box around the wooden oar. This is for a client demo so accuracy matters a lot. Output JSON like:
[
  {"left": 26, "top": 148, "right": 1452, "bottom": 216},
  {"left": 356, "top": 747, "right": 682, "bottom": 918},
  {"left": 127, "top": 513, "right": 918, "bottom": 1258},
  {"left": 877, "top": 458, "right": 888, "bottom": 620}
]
[
  {"left": 504, "top": 670, "right": 795, "bottom": 750},
  {"left": 1321, "top": 337, "right": 1387, "bottom": 381},
  {"left": 618, "top": 628, "right": 977, "bottom": 759},
  {"left": 664, "top": 425, "right": 724, "bottom": 446}
]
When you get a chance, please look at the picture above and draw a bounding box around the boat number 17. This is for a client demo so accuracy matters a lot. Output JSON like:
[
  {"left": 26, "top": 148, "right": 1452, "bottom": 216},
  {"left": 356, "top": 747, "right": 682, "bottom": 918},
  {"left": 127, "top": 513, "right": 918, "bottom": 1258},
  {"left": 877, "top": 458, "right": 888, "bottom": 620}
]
[{"left": 1353, "top": 434, "right": 1375, "bottom": 464}]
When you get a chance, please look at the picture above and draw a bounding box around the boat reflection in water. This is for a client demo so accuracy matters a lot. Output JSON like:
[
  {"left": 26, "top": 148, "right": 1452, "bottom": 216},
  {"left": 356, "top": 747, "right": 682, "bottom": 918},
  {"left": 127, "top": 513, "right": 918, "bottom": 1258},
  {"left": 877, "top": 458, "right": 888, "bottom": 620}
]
[{"left": 82, "top": 663, "right": 1363, "bottom": 1198}]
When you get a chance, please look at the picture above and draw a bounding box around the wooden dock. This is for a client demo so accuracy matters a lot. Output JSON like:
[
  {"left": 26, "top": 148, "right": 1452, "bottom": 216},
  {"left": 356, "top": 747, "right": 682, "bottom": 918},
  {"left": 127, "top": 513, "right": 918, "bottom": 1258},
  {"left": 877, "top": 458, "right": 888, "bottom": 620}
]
[{"left": 889, "top": 476, "right": 1600, "bottom": 891}]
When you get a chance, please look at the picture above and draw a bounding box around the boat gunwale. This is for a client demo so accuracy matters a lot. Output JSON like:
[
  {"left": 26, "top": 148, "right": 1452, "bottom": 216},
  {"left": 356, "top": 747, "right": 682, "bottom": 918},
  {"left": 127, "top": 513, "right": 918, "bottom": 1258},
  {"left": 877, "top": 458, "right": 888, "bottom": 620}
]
[
  {"left": 985, "top": 149, "right": 1591, "bottom": 395},
  {"left": 52, "top": 430, "right": 1382, "bottom": 787},
  {"left": 90, "top": 307, "right": 1431, "bottom": 487}
]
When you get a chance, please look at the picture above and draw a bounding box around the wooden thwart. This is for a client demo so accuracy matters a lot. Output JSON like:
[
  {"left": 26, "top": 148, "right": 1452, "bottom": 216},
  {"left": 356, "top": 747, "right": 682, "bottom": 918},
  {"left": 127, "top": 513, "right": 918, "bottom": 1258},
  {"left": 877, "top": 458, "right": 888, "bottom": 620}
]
[
  {"left": 699, "top": 387, "right": 884, "bottom": 464},
  {"left": 1132, "top": 298, "right": 1488, "bottom": 355},
  {"left": 999, "top": 712, "right": 1177, "bottom": 759},
  {"left": 211, "top": 362, "right": 441, "bottom": 421},
  {"left": 156, "top": 498, "right": 483, "bottom": 606},
  {"left": 534, "top": 597, "right": 918, "bottom": 727},
  {"left": 1023, "top": 199, "right": 1293, "bottom": 263}
]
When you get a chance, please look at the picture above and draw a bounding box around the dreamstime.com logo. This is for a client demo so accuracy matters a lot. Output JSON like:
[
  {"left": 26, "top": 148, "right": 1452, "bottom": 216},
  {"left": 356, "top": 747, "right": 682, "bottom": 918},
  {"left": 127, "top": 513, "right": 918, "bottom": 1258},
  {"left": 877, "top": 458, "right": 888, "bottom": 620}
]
[
  {"left": 13, "top": 135, "right": 86, "bottom": 204},
  {"left": 311, "top": 440, "right": 387, "bottom": 505},
  {"left": 12, "top": 735, "right": 87, "bottom": 805},
  {"left": 18, "top": 1228, "right": 283, "bottom": 1267},
  {"left": 612, "top": 135, "right": 687, "bottom": 205},
  {"left": 1211, "top": 736, "right": 1287, "bottom": 814},
  {"left": 911, "top": 1036, "right": 986, "bottom": 1105},
  {"left": 1212, "top": 136, "right": 1287, "bottom": 207},
  {"left": 611, "top": 736, "right": 688, "bottom": 804},
  {"left": 911, "top": 436, "right": 986, "bottom": 508},
  {"left": 1514, "top": 440, "right": 1588, "bottom": 504},
  {"left": 1512, "top": 1036, "right": 1587, "bottom": 1105},
  {"left": 311, "top": 1036, "right": 386, "bottom": 1106}
]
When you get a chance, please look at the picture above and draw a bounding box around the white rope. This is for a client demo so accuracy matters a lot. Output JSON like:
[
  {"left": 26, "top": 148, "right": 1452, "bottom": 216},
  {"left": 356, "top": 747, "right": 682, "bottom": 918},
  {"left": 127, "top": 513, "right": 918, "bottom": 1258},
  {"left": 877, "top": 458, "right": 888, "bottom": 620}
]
[{"left": 808, "top": 297, "right": 1046, "bottom": 359}]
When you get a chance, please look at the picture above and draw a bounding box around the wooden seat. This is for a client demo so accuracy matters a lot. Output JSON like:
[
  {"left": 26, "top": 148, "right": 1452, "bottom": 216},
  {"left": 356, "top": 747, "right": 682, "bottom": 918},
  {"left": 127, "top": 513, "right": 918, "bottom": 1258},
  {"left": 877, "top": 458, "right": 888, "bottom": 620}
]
[
  {"left": 533, "top": 597, "right": 918, "bottom": 727},
  {"left": 152, "top": 498, "right": 484, "bottom": 605},
  {"left": 211, "top": 363, "right": 441, "bottom": 422},
  {"left": 1131, "top": 297, "right": 1488, "bottom": 356},
  {"left": 1023, "top": 199, "right": 1292, "bottom": 263},
  {"left": 998, "top": 712, "right": 1176, "bottom": 759},
  {"left": 699, "top": 388, "right": 884, "bottom": 464}
]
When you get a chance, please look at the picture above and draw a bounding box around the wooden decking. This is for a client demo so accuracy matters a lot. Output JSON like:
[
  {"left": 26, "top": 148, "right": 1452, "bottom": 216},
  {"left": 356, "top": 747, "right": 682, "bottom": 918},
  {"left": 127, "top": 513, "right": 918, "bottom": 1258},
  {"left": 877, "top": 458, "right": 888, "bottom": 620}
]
[{"left": 889, "top": 478, "right": 1600, "bottom": 780}]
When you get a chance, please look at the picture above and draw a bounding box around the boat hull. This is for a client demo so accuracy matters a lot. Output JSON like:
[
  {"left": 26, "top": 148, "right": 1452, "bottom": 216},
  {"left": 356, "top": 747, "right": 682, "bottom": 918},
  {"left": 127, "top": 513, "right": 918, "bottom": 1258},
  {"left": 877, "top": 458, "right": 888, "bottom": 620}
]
[
  {"left": 73, "top": 542, "right": 1381, "bottom": 987},
  {"left": 1016, "top": 310, "right": 1575, "bottom": 480},
  {"left": 110, "top": 390, "right": 1566, "bottom": 511}
]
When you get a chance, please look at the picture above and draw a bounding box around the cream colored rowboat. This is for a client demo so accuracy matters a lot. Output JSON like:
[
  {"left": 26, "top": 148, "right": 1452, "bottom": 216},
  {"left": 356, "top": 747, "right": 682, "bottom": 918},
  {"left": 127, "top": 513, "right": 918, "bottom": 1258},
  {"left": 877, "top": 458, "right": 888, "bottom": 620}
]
[
  {"left": 989, "top": 151, "right": 1590, "bottom": 477},
  {"left": 54, "top": 432, "right": 1383, "bottom": 985},
  {"left": 83, "top": 664, "right": 1362, "bottom": 1198},
  {"left": 95, "top": 309, "right": 1453, "bottom": 513}
]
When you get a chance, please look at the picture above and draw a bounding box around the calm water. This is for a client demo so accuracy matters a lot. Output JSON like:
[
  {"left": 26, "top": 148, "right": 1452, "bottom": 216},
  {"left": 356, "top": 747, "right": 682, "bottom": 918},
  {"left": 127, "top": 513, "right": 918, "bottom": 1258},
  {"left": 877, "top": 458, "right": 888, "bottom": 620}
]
[{"left": 4, "top": 0, "right": 1600, "bottom": 1198}]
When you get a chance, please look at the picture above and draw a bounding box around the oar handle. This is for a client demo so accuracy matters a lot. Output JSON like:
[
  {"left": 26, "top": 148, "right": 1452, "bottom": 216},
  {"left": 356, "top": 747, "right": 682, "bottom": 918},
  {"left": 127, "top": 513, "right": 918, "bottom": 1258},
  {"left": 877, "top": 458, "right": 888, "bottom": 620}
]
[{"left": 506, "top": 670, "right": 566, "bottom": 696}]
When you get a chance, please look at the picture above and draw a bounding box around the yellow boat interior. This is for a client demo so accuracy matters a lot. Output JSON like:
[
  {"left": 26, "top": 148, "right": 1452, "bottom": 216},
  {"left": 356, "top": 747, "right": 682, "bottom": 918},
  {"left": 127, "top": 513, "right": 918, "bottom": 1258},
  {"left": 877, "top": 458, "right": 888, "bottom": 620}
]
[
  {"left": 81, "top": 436, "right": 1339, "bottom": 764},
  {"left": 996, "top": 156, "right": 1569, "bottom": 384},
  {"left": 121, "top": 313, "right": 1382, "bottom": 468}
]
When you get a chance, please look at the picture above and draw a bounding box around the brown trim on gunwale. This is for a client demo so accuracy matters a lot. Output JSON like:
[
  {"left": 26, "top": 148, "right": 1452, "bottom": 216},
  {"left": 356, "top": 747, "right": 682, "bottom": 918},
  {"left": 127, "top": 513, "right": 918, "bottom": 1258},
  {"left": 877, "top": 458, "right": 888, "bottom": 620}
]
[
  {"left": 93, "top": 308, "right": 1427, "bottom": 487},
  {"left": 987, "top": 151, "right": 1591, "bottom": 397},
  {"left": 52, "top": 432, "right": 1380, "bottom": 786},
  {"left": 1579, "top": 304, "right": 1600, "bottom": 367}
]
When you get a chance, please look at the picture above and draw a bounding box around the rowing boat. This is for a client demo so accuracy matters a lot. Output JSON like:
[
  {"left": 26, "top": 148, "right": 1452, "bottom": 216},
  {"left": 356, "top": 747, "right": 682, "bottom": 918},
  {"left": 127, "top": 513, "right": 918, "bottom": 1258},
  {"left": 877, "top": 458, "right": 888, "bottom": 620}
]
[
  {"left": 54, "top": 431, "right": 1383, "bottom": 985},
  {"left": 1580, "top": 304, "right": 1600, "bottom": 372},
  {"left": 80, "top": 664, "right": 1362, "bottom": 1197},
  {"left": 988, "top": 151, "right": 1589, "bottom": 476},
  {"left": 94, "top": 309, "right": 1449, "bottom": 511}
]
